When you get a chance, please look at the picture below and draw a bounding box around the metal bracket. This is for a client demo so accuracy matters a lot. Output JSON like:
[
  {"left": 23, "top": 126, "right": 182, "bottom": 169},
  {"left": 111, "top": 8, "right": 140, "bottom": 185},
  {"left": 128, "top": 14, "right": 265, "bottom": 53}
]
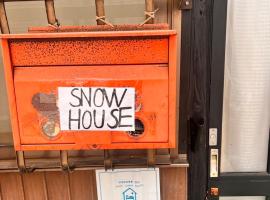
[
  {"left": 104, "top": 150, "right": 113, "bottom": 170},
  {"left": 16, "top": 151, "right": 34, "bottom": 173},
  {"left": 16, "top": 151, "right": 26, "bottom": 172},
  {"left": 210, "top": 149, "right": 219, "bottom": 177},
  {"left": 147, "top": 149, "right": 156, "bottom": 167},
  {"left": 60, "top": 150, "right": 71, "bottom": 171},
  {"left": 178, "top": 0, "right": 192, "bottom": 10}
]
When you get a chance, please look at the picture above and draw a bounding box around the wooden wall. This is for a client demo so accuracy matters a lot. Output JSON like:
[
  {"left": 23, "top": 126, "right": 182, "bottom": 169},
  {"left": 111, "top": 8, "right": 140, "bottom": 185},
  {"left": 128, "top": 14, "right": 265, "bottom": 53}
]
[{"left": 0, "top": 168, "right": 187, "bottom": 200}]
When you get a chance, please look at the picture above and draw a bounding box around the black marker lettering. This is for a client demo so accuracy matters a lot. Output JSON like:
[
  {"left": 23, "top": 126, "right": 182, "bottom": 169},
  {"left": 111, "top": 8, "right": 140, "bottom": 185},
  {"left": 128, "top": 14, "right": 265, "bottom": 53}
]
[
  {"left": 81, "top": 88, "right": 91, "bottom": 107},
  {"left": 93, "top": 109, "right": 105, "bottom": 128},
  {"left": 68, "top": 109, "right": 81, "bottom": 129},
  {"left": 118, "top": 107, "right": 133, "bottom": 127},
  {"left": 105, "top": 89, "right": 127, "bottom": 107},
  {"left": 94, "top": 88, "right": 105, "bottom": 107},
  {"left": 82, "top": 110, "right": 92, "bottom": 129},
  {"left": 107, "top": 109, "right": 119, "bottom": 129},
  {"left": 70, "top": 88, "right": 82, "bottom": 107}
]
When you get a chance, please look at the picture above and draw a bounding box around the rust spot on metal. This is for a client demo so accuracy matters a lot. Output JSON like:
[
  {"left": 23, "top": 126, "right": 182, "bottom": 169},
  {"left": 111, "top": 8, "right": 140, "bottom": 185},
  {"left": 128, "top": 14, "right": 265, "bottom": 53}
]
[
  {"left": 32, "top": 93, "right": 58, "bottom": 120},
  {"left": 32, "top": 93, "right": 60, "bottom": 138},
  {"left": 42, "top": 120, "right": 60, "bottom": 138},
  {"left": 32, "top": 93, "right": 58, "bottom": 112},
  {"left": 10, "top": 36, "right": 168, "bottom": 66},
  {"left": 210, "top": 187, "right": 219, "bottom": 196}
]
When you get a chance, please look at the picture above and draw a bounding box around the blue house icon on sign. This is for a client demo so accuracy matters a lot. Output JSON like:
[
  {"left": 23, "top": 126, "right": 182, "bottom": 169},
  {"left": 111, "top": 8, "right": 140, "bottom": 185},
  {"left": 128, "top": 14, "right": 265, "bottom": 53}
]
[{"left": 123, "top": 188, "right": 137, "bottom": 200}]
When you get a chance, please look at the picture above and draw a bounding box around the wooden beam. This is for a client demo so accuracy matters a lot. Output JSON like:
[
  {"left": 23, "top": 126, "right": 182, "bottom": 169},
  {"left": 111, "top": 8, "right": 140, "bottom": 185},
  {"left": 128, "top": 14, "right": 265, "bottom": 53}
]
[
  {"left": 0, "top": 154, "right": 188, "bottom": 172},
  {"left": 16, "top": 151, "right": 26, "bottom": 172},
  {"left": 103, "top": 150, "right": 112, "bottom": 170},
  {"left": 144, "top": 0, "right": 156, "bottom": 165},
  {"left": 147, "top": 149, "right": 156, "bottom": 167},
  {"left": 0, "top": 0, "right": 9, "bottom": 34},
  {"left": 45, "top": 0, "right": 58, "bottom": 26},
  {"left": 145, "top": 0, "right": 154, "bottom": 24},
  {"left": 170, "top": 0, "right": 182, "bottom": 160},
  {"left": 185, "top": 0, "right": 213, "bottom": 199},
  {"left": 95, "top": 0, "right": 105, "bottom": 25},
  {"left": 60, "top": 150, "right": 69, "bottom": 170}
]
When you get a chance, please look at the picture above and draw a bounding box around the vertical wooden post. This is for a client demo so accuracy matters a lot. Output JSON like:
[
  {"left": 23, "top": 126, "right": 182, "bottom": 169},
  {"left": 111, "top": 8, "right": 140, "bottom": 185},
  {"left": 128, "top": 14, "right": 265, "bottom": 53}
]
[
  {"left": 147, "top": 149, "right": 156, "bottom": 167},
  {"left": 60, "top": 150, "right": 69, "bottom": 170},
  {"left": 145, "top": 0, "right": 154, "bottom": 24},
  {"left": 104, "top": 150, "right": 112, "bottom": 170},
  {"left": 169, "top": 0, "right": 182, "bottom": 160},
  {"left": 45, "top": 0, "right": 58, "bottom": 26},
  {"left": 95, "top": 0, "right": 105, "bottom": 25},
  {"left": 145, "top": 0, "right": 156, "bottom": 166},
  {"left": 16, "top": 151, "right": 26, "bottom": 172},
  {"left": 0, "top": 0, "right": 9, "bottom": 34}
]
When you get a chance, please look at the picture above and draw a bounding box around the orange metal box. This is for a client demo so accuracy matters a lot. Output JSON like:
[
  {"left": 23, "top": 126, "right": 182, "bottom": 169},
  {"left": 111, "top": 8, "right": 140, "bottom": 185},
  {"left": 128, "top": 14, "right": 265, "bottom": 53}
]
[{"left": 1, "top": 27, "right": 177, "bottom": 151}]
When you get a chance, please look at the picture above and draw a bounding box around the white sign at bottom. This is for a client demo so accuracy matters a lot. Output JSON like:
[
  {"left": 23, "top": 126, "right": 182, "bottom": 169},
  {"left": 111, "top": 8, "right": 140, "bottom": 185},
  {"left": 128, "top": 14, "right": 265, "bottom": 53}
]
[{"left": 96, "top": 168, "right": 160, "bottom": 200}]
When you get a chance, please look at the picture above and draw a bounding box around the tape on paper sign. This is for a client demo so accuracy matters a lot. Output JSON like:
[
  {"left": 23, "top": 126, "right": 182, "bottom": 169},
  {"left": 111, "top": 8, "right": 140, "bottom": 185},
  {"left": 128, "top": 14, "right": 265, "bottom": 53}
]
[{"left": 58, "top": 87, "right": 135, "bottom": 131}]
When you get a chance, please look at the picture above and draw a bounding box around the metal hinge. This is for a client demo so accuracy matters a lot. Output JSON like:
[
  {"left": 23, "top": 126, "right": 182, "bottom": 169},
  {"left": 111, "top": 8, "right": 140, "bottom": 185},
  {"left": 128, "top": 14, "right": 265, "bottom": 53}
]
[{"left": 178, "top": 0, "right": 192, "bottom": 10}]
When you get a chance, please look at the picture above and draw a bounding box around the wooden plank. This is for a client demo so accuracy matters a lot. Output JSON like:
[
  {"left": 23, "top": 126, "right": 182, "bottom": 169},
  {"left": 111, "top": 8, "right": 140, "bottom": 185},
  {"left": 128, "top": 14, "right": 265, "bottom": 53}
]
[
  {"left": 21, "top": 172, "right": 47, "bottom": 200},
  {"left": 45, "top": 171, "right": 71, "bottom": 200},
  {"left": 179, "top": 5, "right": 191, "bottom": 154},
  {"left": 145, "top": 0, "right": 154, "bottom": 24},
  {"left": 45, "top": 0, "right": 58, "bottom": 25},
  {"left": 69, "top": 170, "right": 97, "bottom": 200},
  {"left": 95, "top": 0, "right": 105, "bottom": 25},
  {"left": 0, "top": 0, "right": 10, "bottom": 34},
  {"left": 170, "top": 0, "right": 182, "bottom": 159},
  {"left": 160, "top": 168, "right": 187, "bottom": 200},
  {"left": 184, "top": 0, "right": 213, "bottom": 199},
  {"left": 0, "top": 173, "right": 25, "bottom": 199}
]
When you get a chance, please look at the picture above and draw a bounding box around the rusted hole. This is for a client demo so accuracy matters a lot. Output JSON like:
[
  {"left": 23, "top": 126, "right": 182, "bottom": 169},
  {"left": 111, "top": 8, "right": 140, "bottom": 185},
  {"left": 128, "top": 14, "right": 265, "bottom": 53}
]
[
  {"left": 127, "top": 119, "right": 145, "bottom": 137},
  {"left": 42, "top": 120, "right": 60, "bottom": 138}
]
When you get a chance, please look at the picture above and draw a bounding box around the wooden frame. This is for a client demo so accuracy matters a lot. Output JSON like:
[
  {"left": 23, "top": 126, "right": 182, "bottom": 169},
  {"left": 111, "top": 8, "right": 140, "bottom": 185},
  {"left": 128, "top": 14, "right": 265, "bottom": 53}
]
[{"left": 208, "top": 0, "right": 270, "bottom": 199}]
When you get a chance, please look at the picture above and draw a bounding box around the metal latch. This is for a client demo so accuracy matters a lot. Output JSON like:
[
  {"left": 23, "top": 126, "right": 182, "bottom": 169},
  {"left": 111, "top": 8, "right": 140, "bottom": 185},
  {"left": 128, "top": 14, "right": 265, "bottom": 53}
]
[
  {"left": 178, "top": 0, "right": 192, "bottom": 10},
  {"left": 209, "top": 128, "right": 218, "bottom": 146},
  {"left": 210, "top": 149, "right": 219, "bottom": 177}
]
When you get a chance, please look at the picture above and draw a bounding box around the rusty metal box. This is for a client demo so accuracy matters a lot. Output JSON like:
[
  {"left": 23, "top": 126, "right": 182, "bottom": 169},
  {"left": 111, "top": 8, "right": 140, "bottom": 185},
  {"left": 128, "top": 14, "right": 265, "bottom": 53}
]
[{"left": 1, "top": 26, "right": 177, "bottom": 150}]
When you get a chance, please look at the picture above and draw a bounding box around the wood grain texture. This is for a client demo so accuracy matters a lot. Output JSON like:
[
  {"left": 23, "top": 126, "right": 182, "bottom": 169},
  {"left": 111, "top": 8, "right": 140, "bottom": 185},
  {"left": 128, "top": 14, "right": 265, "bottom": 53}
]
[
  {"left": 45, "top": 0, "right": 57, "bottom": 25},
  {"left": 160, "top": 168, "right": 187, "bottom": 200},
  {"left": 0, "top": 173, "right": 25, "bottom": 200},
  {"left": 145, "top": 0, "right": 154, "bottom": 24},
  {"left": 0, "top": 1, "right": 10, "bottom": 34},
  {"left": 22, "top": 173, "right": 48, "bottom": 200},
  {"left": 95, "top": 0, "right": 105, "bottom": 25},
  {"left": 45, "top": 171, "right": 71, "bottom": 200},
  {"left": 0, "top": 169, "right": 187, "bottom": 200},
  {"left": 69, "top": 171, "right": 97, "bottom": 200},
  {"left": 181, "top": 0, "right": 213, "bottom": 199}
]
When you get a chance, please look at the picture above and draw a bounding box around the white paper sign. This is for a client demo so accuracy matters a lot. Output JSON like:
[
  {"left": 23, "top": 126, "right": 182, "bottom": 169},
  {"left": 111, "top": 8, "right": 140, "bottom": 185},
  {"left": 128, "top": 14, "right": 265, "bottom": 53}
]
[
  {"left": 58, "top": 87, "right": 135, "bottom": 131},
  {"left": 96, "top": 168, "right": 160, "bottom": 200}
]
